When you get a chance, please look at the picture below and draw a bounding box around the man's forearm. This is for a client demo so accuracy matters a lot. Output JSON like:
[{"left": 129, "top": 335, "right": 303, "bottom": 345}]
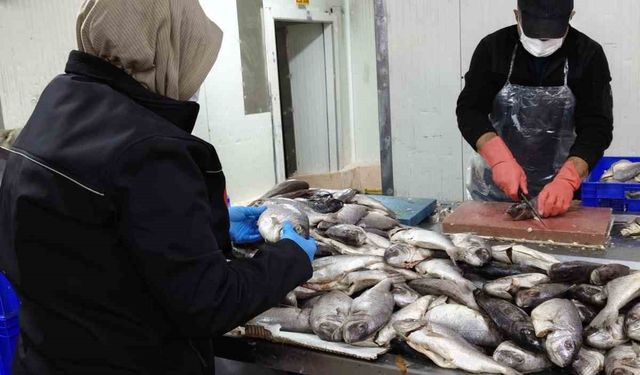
[
  {"left": 567, "top": 156, "right": 589, "bottom": 179},
  {"left": 476, "top": 132, "right": 498, "bottom": 151}
]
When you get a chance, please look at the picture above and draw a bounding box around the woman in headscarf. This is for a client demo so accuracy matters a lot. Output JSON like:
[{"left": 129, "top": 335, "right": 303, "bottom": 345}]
[{"left": 0, "top": 1, "right": 315, "bottom": 374}]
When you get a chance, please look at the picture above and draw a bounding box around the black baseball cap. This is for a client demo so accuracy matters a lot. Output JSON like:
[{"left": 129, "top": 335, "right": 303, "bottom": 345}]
[{"left": 518, "top": 0, "right": 574, "bottom": 39}]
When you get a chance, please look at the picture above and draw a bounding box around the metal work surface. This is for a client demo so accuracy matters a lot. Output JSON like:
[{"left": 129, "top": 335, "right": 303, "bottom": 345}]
[{"left": 216, "top": 209, "right": 640, "bottom": 374}]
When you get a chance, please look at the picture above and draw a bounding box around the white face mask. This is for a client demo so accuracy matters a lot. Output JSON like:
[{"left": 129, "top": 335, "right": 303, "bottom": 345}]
[
  {"left": 188, "top": 88, "right": 201, "bottom": 103},
  {"left": 518, "top": 24, "right": 565, "bottom": 58}
]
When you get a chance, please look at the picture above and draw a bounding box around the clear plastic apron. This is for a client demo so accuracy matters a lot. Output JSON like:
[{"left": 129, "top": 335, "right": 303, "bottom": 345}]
[{"left": 468, "top": 45, "right": 577, "bottom": 201}]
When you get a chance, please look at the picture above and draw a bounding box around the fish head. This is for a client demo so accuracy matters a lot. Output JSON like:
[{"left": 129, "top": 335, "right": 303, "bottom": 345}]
[
  {"left": 465, "top": 246, "right": 492, "bottom": 266},
  {"left": 493, "top": 347, "right": 526, "bottom": 369},
  {"left": 392, "top": 319, "right": 425, "bottom": 339},
  {"left": 546, "top": 331, "right": 580, "bottom": 367},
  {"left": 610, "top": 368, "right": 636, "bottom": 375},
  {"left": 384, "top": 244, "right": 418, "bottom": 269},
  {"left": 626, "top": 311, "right": 640, "bottom": 336},
  {"left": 316, "top": 319, "right": 344, "bottom": 342},
  {"left": 343, "top": 319, "right": 374, "bottom": 344},
  {"left": 515, "top": 289, "right": 540, "bottom": 308},
  {"left": 518, "top": 326, "right": 543, "bottom": 352}
]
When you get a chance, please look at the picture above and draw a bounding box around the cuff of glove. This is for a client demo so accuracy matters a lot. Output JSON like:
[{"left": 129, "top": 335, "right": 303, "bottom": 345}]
[
  {"left": 479, "top": 136, "right": 515, "bottom": 169},
  {"left": 555, "top": 161, "right": 583, "bottom": 191}
]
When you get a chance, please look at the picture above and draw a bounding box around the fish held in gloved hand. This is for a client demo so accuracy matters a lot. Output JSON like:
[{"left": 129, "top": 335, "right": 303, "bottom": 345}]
[
  {"left": 531, "top": 298, "right": 583, "bottom": 368},
  {"left": 392, "top": 320, "right": 520, "bottom": 375},
  {"left": 309, "top": 291, "right": 353, "bottom": 342},
  {"left": 506, "top": 197, "right": 540, "bottom": 221},
  {"left": 475, "top": 291, "right": 543, "bottom": 352},
  {"left": 492, "top": 341, "right": 553, "bottom": 374},
  {"left": 424, "top": 303, "right": 503, "bottom": 348},
  {"left": 247, "top": 307, "right": 312, "bottom": 333},
  {"left": 258, "top": 202, "right": 309, "bottom": 243},
  {"left": 409, "top": 278, "right": 479, "bottom": 310},
  {"left": 343, "top": 279, "right": 395, "bottom": 344},
  {"left": 375, "top": 295, "right": 434, "bottom": 347}
]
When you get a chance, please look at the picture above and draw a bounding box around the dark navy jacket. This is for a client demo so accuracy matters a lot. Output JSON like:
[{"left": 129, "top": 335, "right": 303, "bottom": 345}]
[{"left": 0, "top": 51, "right": 311, "bottom": 374}]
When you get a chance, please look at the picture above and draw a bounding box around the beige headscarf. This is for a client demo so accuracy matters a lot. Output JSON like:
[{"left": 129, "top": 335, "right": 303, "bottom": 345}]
[{"left": 76, "top": 0, "right": 223, "bottom": 101}]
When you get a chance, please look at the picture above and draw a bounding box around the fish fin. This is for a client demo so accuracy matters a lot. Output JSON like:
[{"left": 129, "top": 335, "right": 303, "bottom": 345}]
[
  {"left": 419, "top": 349, "right": 456, "bottom": 369},
  {"left": 589, "top": 308, "right": 616, "bottom": 330}
]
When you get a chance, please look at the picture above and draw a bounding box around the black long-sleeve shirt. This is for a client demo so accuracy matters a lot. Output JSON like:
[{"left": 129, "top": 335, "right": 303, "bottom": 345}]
[{"left": 457, "top": 25, "right": 613, "bottom": 169}]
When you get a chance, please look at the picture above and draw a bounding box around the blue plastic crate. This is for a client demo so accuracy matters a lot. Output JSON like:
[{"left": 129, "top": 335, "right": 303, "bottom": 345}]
[{"left": 582, "top": 157, "right": 640, "bottom": 213}]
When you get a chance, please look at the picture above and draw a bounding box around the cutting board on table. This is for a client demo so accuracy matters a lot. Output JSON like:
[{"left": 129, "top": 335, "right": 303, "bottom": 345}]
[{"left": 442, "top": 201, "right": 613, "bottom": 247}]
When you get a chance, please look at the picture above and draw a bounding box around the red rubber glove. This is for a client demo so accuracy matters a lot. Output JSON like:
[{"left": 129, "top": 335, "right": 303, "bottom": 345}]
[
  {"left": 538, "top": 161, "right": 582, "bottom": 218},
  {"left": 479, "top": 136, "right": 528, "bottom": 201}
]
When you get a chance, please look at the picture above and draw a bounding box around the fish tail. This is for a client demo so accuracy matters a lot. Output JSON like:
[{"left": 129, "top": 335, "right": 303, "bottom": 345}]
[{"left": 589, "top": 307, "right": 615, "bottom": 329}]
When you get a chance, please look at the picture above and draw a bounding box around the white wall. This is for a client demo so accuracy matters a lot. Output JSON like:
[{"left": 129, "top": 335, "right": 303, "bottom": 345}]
[
  {"left": 0, "top": 0, "right": 380, "bottom": 203},
  {"left": 388, "top": 0, "right": 640, "bottom": 202}
]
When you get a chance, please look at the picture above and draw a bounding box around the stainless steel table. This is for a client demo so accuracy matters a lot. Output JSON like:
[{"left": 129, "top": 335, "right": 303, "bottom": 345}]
[{"left": 215, "top": 212, "right": 640, "bottom": 375}]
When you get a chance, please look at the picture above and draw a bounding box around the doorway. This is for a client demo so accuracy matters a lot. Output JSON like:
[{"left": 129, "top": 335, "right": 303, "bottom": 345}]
[{"left": 263, "top": 7, "right": 341, "bottom": 182}]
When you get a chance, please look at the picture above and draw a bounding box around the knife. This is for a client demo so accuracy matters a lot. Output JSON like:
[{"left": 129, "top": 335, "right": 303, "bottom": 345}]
[{"left": 519, "top": 191, "right": 548, "bottom": 228}]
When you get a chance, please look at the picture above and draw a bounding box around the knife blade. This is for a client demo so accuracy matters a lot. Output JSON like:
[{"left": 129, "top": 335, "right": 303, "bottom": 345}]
[{"left": 519, "top": 191, "right": 548, "bottom": 228}]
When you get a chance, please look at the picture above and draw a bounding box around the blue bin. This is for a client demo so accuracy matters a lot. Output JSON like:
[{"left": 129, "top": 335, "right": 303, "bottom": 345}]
[
  {"left": 0, "top": 273, "right": 19, "bottom": 375},
  {"left": 582, "top": 157, "right": 640, "bottom": 213}
]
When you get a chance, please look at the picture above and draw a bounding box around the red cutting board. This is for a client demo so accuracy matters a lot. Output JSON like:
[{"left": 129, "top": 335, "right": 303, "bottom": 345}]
[{"left": 442, "top": 201, "right": 613, "bottom": 247}]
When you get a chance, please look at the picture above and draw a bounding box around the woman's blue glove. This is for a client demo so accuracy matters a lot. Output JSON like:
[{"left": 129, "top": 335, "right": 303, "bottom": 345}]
[
  {"left": 280, "top": 222, "right": 317, "bottom": 262},
  {"left": 228, "top": 206, "right": 267, "bottom": 244}
]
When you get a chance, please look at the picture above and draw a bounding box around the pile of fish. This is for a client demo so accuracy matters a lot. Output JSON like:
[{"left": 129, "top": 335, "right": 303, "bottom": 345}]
[
  {"left": 600, "top": 160, "right": 640, "bottom": 183},
  {"left": 241, "top": 180, "right": 640, "bottom": 375}
]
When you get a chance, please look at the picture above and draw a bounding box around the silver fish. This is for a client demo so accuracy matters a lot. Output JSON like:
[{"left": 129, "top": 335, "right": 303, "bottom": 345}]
[
  {"left": 375, "top": 295, "right": 434, "bottom": 347},
  {"left": 493, "top": 341, "right": 553, "bottom": 374},
  {"left": 572, "top": 299, "right": 598, "bottom": 323},
  {"left": 358, "top": 212, "right": 399, "bottom": 231},
  {"left": 316, "top": 236, "right": 386, "bottom": 257},
  {"left": 258, "top": 202, "right": 309, "bottom": 243},
  {"left": 247, "top": 307, "right": 312, "bottom": 333},
  {"left": 259, "top": 180, "right": 309, "bottom": 200},
  {"left": 384, "top": 243, "right": 433, "bottom": 269},
  {"left": 572, "top": 347, "right": 605, "bottom": 375},
  {"left": 324, "top": 204, "right": 369, "bottom": 225},
  {"left": 484, "top": 273, "right": 551, "bottom": 300},
  {"left": 309, "top": 291, "right": 353, "bottom": 342},
  {"left": 515, "top": 283, "right": 572, "bottom": 309},
  {"left": 590, "top": 273, "right": 640, "bottom": 329},
  {"left": 331, "top": 188, "right": 359, "bottom": 203},
  {"left": 569, "top": 284, "right": 607, "bottom": 307},
  {"left": 613, "top": 161, "right": 640, "bottom": 182},
  {"left": 450, "top": 233, "right": 492, "bottom": 266},
  {"left": 491, "top": 245, "right": 559, "bottom": 272},
  {"left": 424, "top": 304, "right": 503, "bottom": 348},
  {"left": 531, "top": 299, "right": 583, "bottom": 368},
  {"left": 349, "top": 194, "right": 396, "bottom": 218},
  {"left": 626, "top": 302, "right": 640, "bottom": 341},
  {"left": 392, "top": 283, "right": 421, "bottom": 308},
  {"left": 393, "top": 321, "right": 520, "bottom": 375},
  {"left": 409, "top": 278, "right": 479, "bottom": 310},
  {"left": 416, "top": 259, "right": 476, "bottom": 290},
  {"left": 325, "top": 224, "right": 367, "bottom": 246},
  {"left": 308, "top": 255, "right": 382, "bottom": 284},
  {"left": 390, "top": 227, "right": 457, "bottom": 252},
  {"left": 343, "top": 279, "right": 395, "bottom": 344},
  {"left": 590, "top": 264, "right": 631, "bottom": 286},
  {"left": 586, "top": 315, "right": 629, "bottom": 350},
  {"left": 605, "top": 344, "right": 640, "bottom": 375},
  {"left": 621, "top": 218, "right": 640, "bottom": 238},
  {"left": 366, "top": 262, "right": 421, "bottom": 281},
  {"left": 366, "top": 232, "right": 391, "bottom": 248},
  {"left": 292, "top": 285, "right": 325, "bottom": 300}
]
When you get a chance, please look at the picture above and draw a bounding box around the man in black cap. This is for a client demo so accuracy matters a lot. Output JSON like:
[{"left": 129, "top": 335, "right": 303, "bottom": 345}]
[{"left": 458, "top": 0, "right": 613, "bottom": 218}]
